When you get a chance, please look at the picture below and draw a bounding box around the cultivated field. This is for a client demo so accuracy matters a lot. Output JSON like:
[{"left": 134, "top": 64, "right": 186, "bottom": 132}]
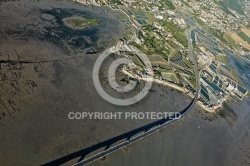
[{"left": 227, "top": 31, "right": 250, "bottom": 50}]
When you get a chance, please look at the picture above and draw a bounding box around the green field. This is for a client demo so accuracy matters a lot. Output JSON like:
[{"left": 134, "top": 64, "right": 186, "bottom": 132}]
[
  {"left": 137, "top": 27, "right": 171, "bottom": 57},
  {"left": 215, "top": 55, "right": 229, "bottom": 65},
  {"left": 238, "top": 32, "right": 250, "bottom": 44},
  {"left": 217, "top": 0, "right": 245, "bottom": 15},
  {"left": 222, "top": 33, "right": 238, "bottom": 49},
  {"left": 165, "top": 0, "right": 175, "bottom": 10},
  {"left": 129, "top": 53, "right": 145, "bottom": 67},
  {"left": 162, "top": 21, "right": 188, "bottom": 47},
  {"left": 193, "top": 15, "right": 205, "bottom": 26},
  {"left": 210, "top": 28, "right": 238, "bottom": 49},
  {"left": 63, "top": 17, "right": 100, "bottom": 29}
]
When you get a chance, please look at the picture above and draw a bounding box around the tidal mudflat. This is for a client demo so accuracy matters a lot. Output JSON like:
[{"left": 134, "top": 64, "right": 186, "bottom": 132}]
[{"left": 0, "top": 1, "right": 190, "bottom": 165}]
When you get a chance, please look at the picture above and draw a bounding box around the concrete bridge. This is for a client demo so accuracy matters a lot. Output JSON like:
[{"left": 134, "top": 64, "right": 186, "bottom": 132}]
[
  {"left": 42, "top": 91, "right": 198, "bottom": 166},
  {"left": 72, "top": 97, "right": 198, "bottom": 166}
]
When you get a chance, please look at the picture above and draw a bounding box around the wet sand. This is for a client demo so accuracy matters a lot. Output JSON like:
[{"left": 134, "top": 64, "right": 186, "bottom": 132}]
[
  {"left": 89, "top": 99, "right": 250, "bottom": 166},
  {"left": 0, "top": 69, "right": 191, "bottom": 166}
]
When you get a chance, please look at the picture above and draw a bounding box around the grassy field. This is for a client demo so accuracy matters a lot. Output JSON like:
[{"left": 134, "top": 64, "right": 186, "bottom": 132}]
[
  {"left": 138, "top": 27, "right": 171, "bottom": 57},
  {"left": 217, "top": 0, "right": 245, "bottom": 15},
  {"left": 222, "top": 33, "right": 238, "bottom": 49},
  {"left": 162, "top": 21, "right": 188, "bottom": 47},
  {"left": 237, "top": 31, "right": 250, "bottom": 44},
  {"left": 165, "top": 0, "right": 175, "bottom": 10},
  {"left": 209, "top": 29, "right": 238, "bottom": 49},
  {"left": 193, "top": 15, "right": 205, "bottom": 26},
  {"left": 63, "top": 17, "right": 100, "bottom": 29},
  {"left": 215, "top": 55, "right": 230, "bottom": 65},
  {"left": 129, "top": 53, "right": 145, "bottom": 67}
]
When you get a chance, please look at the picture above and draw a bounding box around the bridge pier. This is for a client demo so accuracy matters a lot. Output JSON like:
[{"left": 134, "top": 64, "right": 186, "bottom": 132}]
[{"left": 104, "top": 145, "right": 111, "bottom": 150}]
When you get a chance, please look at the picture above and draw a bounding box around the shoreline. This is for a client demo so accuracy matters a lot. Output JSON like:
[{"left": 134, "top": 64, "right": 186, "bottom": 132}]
[{"left": 122, "top": 69, "right": 218, "bottom": 113}]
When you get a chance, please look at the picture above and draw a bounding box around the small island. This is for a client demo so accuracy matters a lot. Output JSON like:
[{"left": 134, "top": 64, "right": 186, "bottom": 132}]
[{"left": 63, "top": 16, "right": 101, "bottom": 29}]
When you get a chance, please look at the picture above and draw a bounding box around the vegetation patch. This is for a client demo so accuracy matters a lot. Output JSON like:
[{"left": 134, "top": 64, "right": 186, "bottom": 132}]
[
  {"left": 63, "top": 16, "right": 100, "bottom": 29},
  {"left": 237, "top": 31, "right": 250, "bottom": 44}
]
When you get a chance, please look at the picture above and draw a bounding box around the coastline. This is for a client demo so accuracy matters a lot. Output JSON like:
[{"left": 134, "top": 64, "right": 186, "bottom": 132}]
[{"left": 122, "top": 69, "right": 218, "bottom": 113}]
